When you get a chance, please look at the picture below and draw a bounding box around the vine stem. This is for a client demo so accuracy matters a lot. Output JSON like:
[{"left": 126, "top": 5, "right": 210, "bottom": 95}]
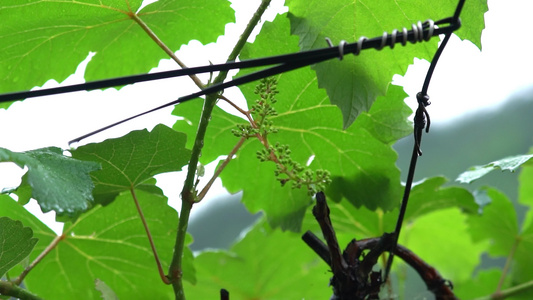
[
  {"left": 13, "top": 234, "right": 65, "bottom": 285},
  {"left": 167, "top": 1, "right": 272, "bottom": 299},
  {"left": 130, "top": 188, "right": 171, "bottom": 284},
  {"left": 0, "top": 280, "right": 43, "bottom": 300}
]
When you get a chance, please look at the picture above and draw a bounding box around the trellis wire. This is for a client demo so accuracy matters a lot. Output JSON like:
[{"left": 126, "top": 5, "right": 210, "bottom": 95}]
[{"left": 384, "top": 0, "right": 465, "bottom": 282}]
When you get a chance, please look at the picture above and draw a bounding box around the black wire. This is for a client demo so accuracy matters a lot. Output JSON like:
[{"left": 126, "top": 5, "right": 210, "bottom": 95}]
[
  {"left": 0, "top": 18, "right": 458, "bottom": 104},
  {"left": 384, "top": 0, "right": 466, "bottom": 282}
]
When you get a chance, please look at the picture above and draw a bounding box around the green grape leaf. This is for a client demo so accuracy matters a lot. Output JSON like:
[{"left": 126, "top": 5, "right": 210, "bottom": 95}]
[
  {"left": 0, "top": 0, "right": 234, "bottom": 93},
  {"left": 173, "top": 99, "right": 246, "bottom": 165},
  {"left": 95, "top": 279, "right": 119, "bottom": 300},
  {"left": 174, "top": 16, "right": 411, "bottom": 231},
  {"left": 456, "top": 154, "right": 533, "bottom": 184},
  {"left": 285, "top": 0, "right": 487, "bottom": 128},
  {"left": 454, "top": 269, "right": 502, "bottom": 300},
  {"left": 511, "top": 222, "right": 533, "bottom": 299},
  {"left": 0, "top": 195, "right": 56, "bottom": 279},
  {"left": 21, "top": 189, "right": 194, "bottom": 299},
  {"left": 518, "top": 156, "right": 533, "bottom": 229},
  {"left": 71, "top": 124, "right": 190, "bottom": 205},
  {"left": 0, "top": 147, "right": 100, "bottom": 219},
  {"left": 184, "top": 219, "right": 331, "bottom": 299},
  {"left": 466, "top": 187, "right": 519, "bottom": 257},
  {"left": 301, "top": 176, "right": 476, "bottom": 247},
  {"left": 404, "top": 176, "right": 477, "bottom": 220},
  {"left": 0, "top": 217, "right": 38, "bottom": 277},
  {"left": 401, "top": 208, "right": 488, "bottom": 282}
]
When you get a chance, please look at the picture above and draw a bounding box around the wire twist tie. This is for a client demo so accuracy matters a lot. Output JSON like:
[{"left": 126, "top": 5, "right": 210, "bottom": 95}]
[{"left": 325, "top": 19, "right": 435, "bottom": 59}]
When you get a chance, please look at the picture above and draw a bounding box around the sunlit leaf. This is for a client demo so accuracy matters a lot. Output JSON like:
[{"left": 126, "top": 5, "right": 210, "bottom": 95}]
[
  {"left": 454, "top": 269, "right": 502, "bottom": 299},
  {"left": 285, "top": 0, "right": 487, "bottom": 127},
  {"left": 0, "top": 0, "right": 234, "bottom": 93},
  {"left": 510, "top": 222, "right": 533, "bottom": 300},
  {"left": 0, "top": 216, "right": 38, "bottom": 277},
  {"left": 184, "top": 219, "right": 331, "bottom": 299},
  {"left": 21, "top": 189, "right": 193, "bottom": 299},
  {"left": 456, "top": 154, "right": 533, "bottom": 184},
  {"left": 0, "top": 147, "right": 100, "bottom": 219},
  {"left": 402, "top": 208, "right": 488, "bottom": 283},
  {"left": 302, "top": 177, "right": 477, "bottom": 251},
  {"left": 174, "top": 15, "right": 411, "bottom": 231},
  {"left": 404, "top": 176, "right": 477, "bottom": 220},
  {"left": 71, "top": 124, "right": 190, "bottom": 205},
  {"left": 467, "top": 187, "right": 518, "bottom": 257},
  {"left": 518, "top": 155, "right": 533, "bottom": 229}
]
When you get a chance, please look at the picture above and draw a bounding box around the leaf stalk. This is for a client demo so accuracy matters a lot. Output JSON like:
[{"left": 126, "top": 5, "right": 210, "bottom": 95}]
[{"left": 14, "top": 233, "right": 65, "bottom": 285}]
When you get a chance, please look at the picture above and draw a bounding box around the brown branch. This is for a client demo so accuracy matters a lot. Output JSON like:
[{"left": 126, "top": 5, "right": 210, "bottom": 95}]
[
  {"left": 303, "top": 193, "right": 456, "bottom": 300},
  {"left": 130, "top": 188, "right": 171, "bottom": 284},
  {"left": 14, "top": 234, "right": 66, "bottom": 285}
]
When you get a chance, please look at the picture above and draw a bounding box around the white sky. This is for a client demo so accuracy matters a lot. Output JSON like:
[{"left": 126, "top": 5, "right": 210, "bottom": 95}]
[{"left": 1, "top": 0, "right": 533, "bottom": 234}]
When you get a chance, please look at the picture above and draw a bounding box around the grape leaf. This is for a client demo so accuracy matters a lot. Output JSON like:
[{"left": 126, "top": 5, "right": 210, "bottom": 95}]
[
  {"left": 454, "top": 269, "right": 502, "bottom": 299},
  {"left": 511, "top": 222, "right": 533, "bottom": 300},
  {"left": 0, "top": 195, "right": 56, "bottom": 280},
  {"left": 466, "top": 187, "right": 519, "bottom": 257},
  {"left": 173, "top": 99, "right": 245, "bottom": 165},
  {"left": 0, "top": 0, "right": 234, "bottom": 93},
  {"left": 71, "top": 124, "right": 190, "bottom": 205},
  {"left": 404, "top": 176, "right": 477, "bottom": 220},
  {"left": 518, "top": 156, "right": 533, "bottom": 229},
  {"left": 0, "top": 216, "right": 38, "bottom": 277},
  {"left": 285, "top": 0, "right": 487, "bottom": 127},
  {"left": 20, "top": 189, "right": 194, "bottom": 299},
  {"left": 173, "top": 16, "right": 412, "bottom": 231},
  {"left": 184, "top": 219, "right": 331, "bottom": 299},
  {"left": 456, "top": 154, "right": 533, "bottom": 184},
  {"left": 0, "top": 147, "right": 100, "bottom": 219},
  {"left": 401, "top": 208, "right": 488, "bottom": 282},
  {"left": 301, "top": 176, "right": 476, "bottom": 246}
]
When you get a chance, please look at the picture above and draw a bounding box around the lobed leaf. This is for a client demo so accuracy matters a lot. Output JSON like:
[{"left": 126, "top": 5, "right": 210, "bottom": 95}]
[
  {"left": 404, "top": 176, "right": 477, "bottom": 220},
  {"left": 184, "top": 219, "right": 331, "bottom": 299},
  {"left": 0, "top": 147, "right": 100, "bottom": 219},
  {"left": 285, "top": 0, "right": 487, "bottom": 128},
  {"left": 456, "top": 154, "right": 533, "bottom": 184},
  {"left": 466, "top": 187, "right": 519, "bottom": 257},
  {"left": 18, "top": 189, "right": 193, "bottom": 299},
  {"left": 0, "top": 194, "right": 57, "bottom": 281},
  {"left": 401, "top": 208, "right": 488, "bottom": 282},
  {"left": 172, "top": 15, "right": 413, "bottom": 231},
  {"left": 518, "top": 154, "right": 533, "bottom": 229},
  {"left": 0, "top": 0, "right": 234, "bottom": 93},
  {"left": 454, "top": 269, "right": 502, "bottom": 299},
  {"left": 71, "top": 124, "right": 191, "bottom": 205},
  {"left": 511, "top": 222, "right": 533, "bottom": 299},
  {"left": 301, "top": 176, "right": 477, "bottom": 246},
  {"left": 0, "top": 216, "right": 38, "bottom": 277}
]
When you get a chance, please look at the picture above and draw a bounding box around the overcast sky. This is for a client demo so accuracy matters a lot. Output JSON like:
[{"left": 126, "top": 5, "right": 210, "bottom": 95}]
[{"left": 1, "top": 0, "right": 532, "bottom": 233}]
